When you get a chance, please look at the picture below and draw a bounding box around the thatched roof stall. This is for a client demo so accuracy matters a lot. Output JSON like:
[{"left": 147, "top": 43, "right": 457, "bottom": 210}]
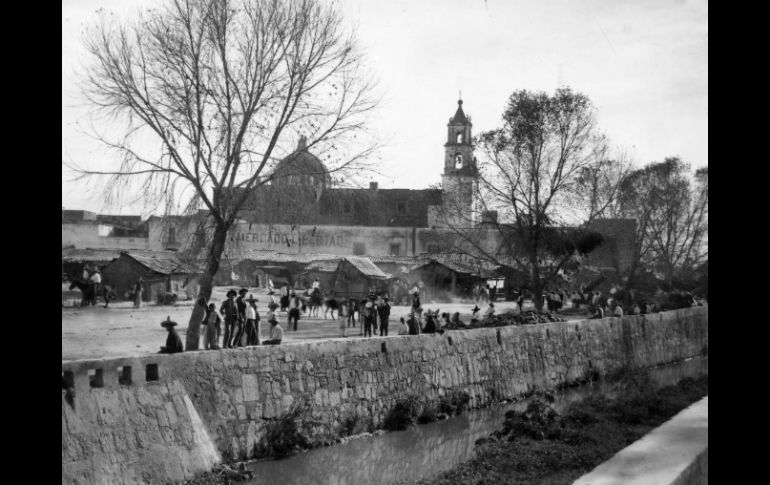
[
  {"left": 332, "top": 256, "right": 391, "bottom": 300},
  {"left": 61, "top": 248, "right": 122, "bottom": 280},
  {"left": 101, "top": 251, "right": 202, "bottom": 302}
]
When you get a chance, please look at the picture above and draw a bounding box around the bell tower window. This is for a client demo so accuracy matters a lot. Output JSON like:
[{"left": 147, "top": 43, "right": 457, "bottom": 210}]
[
  {"left": 456, "top": 133, "right": 463, "bottom": 144},
  {"left": 455, "top": 154, "right": 463, "bottom": 169}
]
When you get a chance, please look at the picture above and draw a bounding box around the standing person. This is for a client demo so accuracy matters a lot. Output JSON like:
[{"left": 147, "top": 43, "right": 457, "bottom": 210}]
[
  {"left": 516, "top": 289, "right": 524, "bottom": 313},
  {"left": 233, "top": 288, "right": 248, "bottom": 347},
  {"left": 346, "top": 298, "right": 357, "bottom": 329},
  {"left": 363, "top": 296, "right": 376, "bottom": 337},
  {"left": 280, "top": 284, "right": 289, "bottom": 312},
  {"left": 473, "top": 284, "right": 481, "bottom": 305},
  {"left": 159, "top": 317, "right": 184, "bottom": 354},
  {"left": 89, "top": 268, "right": 102, "bottom": 304},
  {"left": 288, "top": 292, "right": 301, "bottom": 331},
  {"left": 411, "top": 289, "right": 422, "bottom": 322},
  {"left": 263, "top": 316, "right": 283, "bottom": 345},
  {"left": 220, "top": 289, "right": 239, "bottom": 348},
  {"left": 489, "top": 283, "right": 497, "bottom": 303},
  {"left": 203, "top": 303, "right": 222, "bottom": 350},
  {"left": 132, "top": 277, "right": 144, "bottom": 308},
  {"left": 338, "top": 307, "right": 347, "bottom": 338},
  {"left": 378, "top": 297, "right": 391, "bottom": 336},
  {"left": 312, "top": 278, "right": 321, "bottom": 294},
  {"left": 82, "top": 264, "right": 91, "bottom": 282},
  {"left": 244, "top": 294, "right": 260, "bottom": 345}
]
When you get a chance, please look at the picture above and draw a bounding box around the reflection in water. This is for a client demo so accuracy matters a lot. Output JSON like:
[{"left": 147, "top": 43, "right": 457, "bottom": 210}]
[{"left": 246, "top": 357, "right": 707, "bottom": 485}]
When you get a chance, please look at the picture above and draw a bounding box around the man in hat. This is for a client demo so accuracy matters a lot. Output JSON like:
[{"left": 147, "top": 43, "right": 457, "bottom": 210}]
[
  {"left": 89, "top": 267, "right": 102, "bottom": 304},
  {"left": 159, "top": 317, "right": 184, "bottom": 354},
  {"left": 244, "top": 294, "right": 260, "bottom": 345},
  {"left": 288, "top": 292, "right": 301, "bottom": 331},
  {"left": 362, "top": 295, "right": 377, "bottom": 337},
  {"left": 471, "top": 305, "right": 481, "bottom": 325},
  {"left": 233, "top": 288, "right": 248, "bottom": 347},
  {"left": 220, "top": 289, "right": 239, "bottom": 348},
  {"left": 263, "top": 316, "right": 283, "bottom": 345},
  {"left": 203, "top": 303, "right": 222, "bottom": 350},
  {"left": 377, "top": 297, "right": 391, "bottom": 336}
]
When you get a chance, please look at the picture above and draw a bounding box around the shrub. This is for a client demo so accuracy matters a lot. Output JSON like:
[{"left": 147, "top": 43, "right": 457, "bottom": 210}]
[
  {"left": 383, "top": 396, "right": 421, "bottom": 431},
  {"left": 254, "top": 401, "right": 314, "bottom": 458}
]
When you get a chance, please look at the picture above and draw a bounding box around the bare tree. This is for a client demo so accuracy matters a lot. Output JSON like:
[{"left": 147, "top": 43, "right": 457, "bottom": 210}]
[
  {"left": 619, "top": 158, "right": 708, "bottom": 285},
  {"left": 438, "top": 88, "right": 621, "bottom": 310},
  {"left": 70, "top": 0, "right": 378, "bottom": 349}
]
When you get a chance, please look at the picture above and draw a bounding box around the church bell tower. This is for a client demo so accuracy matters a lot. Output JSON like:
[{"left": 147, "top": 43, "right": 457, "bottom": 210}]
[{"left": 440, "top": 98, "right": 479, "bottom": 227}]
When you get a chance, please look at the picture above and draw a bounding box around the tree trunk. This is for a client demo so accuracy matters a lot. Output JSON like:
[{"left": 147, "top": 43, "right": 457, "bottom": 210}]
[{"left": 185, "top": 220, "right": 230, "bottom": 351}]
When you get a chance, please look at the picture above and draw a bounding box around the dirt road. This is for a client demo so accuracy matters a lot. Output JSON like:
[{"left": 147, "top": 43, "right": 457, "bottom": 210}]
[{"left": 62, "top": 287, "right": 572, "bottom": 362}]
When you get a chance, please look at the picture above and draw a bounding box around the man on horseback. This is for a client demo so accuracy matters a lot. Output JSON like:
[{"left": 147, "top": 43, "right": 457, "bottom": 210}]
[{"left": 89, "top": 268, "right": 102, "bottom": 305}]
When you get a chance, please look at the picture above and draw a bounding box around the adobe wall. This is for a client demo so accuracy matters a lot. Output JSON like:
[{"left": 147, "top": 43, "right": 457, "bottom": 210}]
[{"left": 62, "top": 307, "right": 707, "bottom": 484}]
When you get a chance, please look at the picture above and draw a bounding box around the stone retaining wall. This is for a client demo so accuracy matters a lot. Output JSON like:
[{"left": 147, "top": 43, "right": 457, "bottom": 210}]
[{"left": 62, "top": 307, "right": 708, "bottom": 484}]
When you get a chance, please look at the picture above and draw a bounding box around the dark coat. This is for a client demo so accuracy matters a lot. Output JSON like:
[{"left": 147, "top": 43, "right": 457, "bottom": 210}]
[
  {"left": 407, "top": 317, "right": 420, "bottom": 335},
  {"left": 220, "top": 299, "right": 239, "bottom": 322},
  {"left": 236, "top": 296, "right": 247, "bottom": 320},
  {"left": 164, "top": 329, "right": 184, "bottom": 353}
]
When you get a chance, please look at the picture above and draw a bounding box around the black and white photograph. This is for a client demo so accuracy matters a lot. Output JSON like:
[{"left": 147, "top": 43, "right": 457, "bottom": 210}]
[{"left": 62, "top": 1, "right": 708, "bottom": 484}]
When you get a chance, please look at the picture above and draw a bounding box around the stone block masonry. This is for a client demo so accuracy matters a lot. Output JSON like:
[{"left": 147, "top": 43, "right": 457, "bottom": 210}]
[{"left": 62, "top": 307, "right": 707, "bottom": 484}]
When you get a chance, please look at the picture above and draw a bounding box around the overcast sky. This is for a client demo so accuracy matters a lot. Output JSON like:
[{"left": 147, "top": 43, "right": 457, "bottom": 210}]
[{"left": 62, "top": 0, "right": 708, "bottom": 216}]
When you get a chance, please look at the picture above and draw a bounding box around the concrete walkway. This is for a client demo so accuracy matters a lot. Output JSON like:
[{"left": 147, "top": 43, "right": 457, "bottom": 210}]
[{"left": 573, "top": 396, "right": 708, "bottom": 485}]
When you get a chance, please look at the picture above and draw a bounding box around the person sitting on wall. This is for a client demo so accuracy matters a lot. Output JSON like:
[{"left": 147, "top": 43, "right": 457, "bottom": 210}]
[
  {"left": 407, "top": 312, "right": 420, "bottom": 335},
  {"left": 450, "top": 312, "right": 466, "bottom": 328},
  {"left": 159, "top": 317, "right": 184, "bottom": 354},
  {"left": 398, "top": 317, "right": 410, "bottom": 335},
  {"left": 485, "top": 302, "right": 496, "bottom": 318},
  {"left": 263, "top": 316, "right": 283, "bottom": 345},
  {"left": 470, "top": 305, "right": 481, "bottom": 325},
  {"left": 203, "top": 303, "right": 222, "bottom": 350},
  {"left": 612, "top": 302, "right": 624, "bottom": 317},
  {"left": 590, "top": 304, "right": 604, "bottom": 319}
]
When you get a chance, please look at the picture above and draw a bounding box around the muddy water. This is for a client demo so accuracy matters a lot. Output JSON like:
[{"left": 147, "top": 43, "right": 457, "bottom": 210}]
[{"left": 244, "top": 357, "right": 708, "bottom": 485}]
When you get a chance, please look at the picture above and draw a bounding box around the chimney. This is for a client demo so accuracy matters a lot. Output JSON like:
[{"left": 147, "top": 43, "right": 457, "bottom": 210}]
[{"left": 369, "top": 181, "right": 378, "bottom": 190}]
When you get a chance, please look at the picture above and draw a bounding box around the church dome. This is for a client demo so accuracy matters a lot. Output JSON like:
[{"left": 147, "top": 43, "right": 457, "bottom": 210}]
[{"left": 271, "top": 136, "right": 331, "bottom": 189}]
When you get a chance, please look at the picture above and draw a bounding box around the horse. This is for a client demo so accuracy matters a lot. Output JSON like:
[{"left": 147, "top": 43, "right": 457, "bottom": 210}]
[
  {"left": 68, "top": 278, "right": 117, "bottom": 308},
  {"left": 322, "top": 296, "right": 342, "bottom": 320},
  {"left": 306, "top": 289, "right": 324, "bottom": 318}
]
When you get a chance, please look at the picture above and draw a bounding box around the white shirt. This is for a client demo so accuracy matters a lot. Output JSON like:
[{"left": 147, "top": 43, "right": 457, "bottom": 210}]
[
  {"left": 90, "top": 273, "right": 102, "bottom": 284},
  {"left": 246, "top": 306, "right": 257, "bottom": 320},
  {"left": 313, "top": 281, "right": 320, "bottom": 289}
]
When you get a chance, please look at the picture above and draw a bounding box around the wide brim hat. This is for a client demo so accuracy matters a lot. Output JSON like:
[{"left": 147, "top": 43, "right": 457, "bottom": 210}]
[
  {"left": 161, "top": 316, "right": 178, "bottom": 328},
  {"left": 226, "top": 289, "right": 238, "bottom": 297}
]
